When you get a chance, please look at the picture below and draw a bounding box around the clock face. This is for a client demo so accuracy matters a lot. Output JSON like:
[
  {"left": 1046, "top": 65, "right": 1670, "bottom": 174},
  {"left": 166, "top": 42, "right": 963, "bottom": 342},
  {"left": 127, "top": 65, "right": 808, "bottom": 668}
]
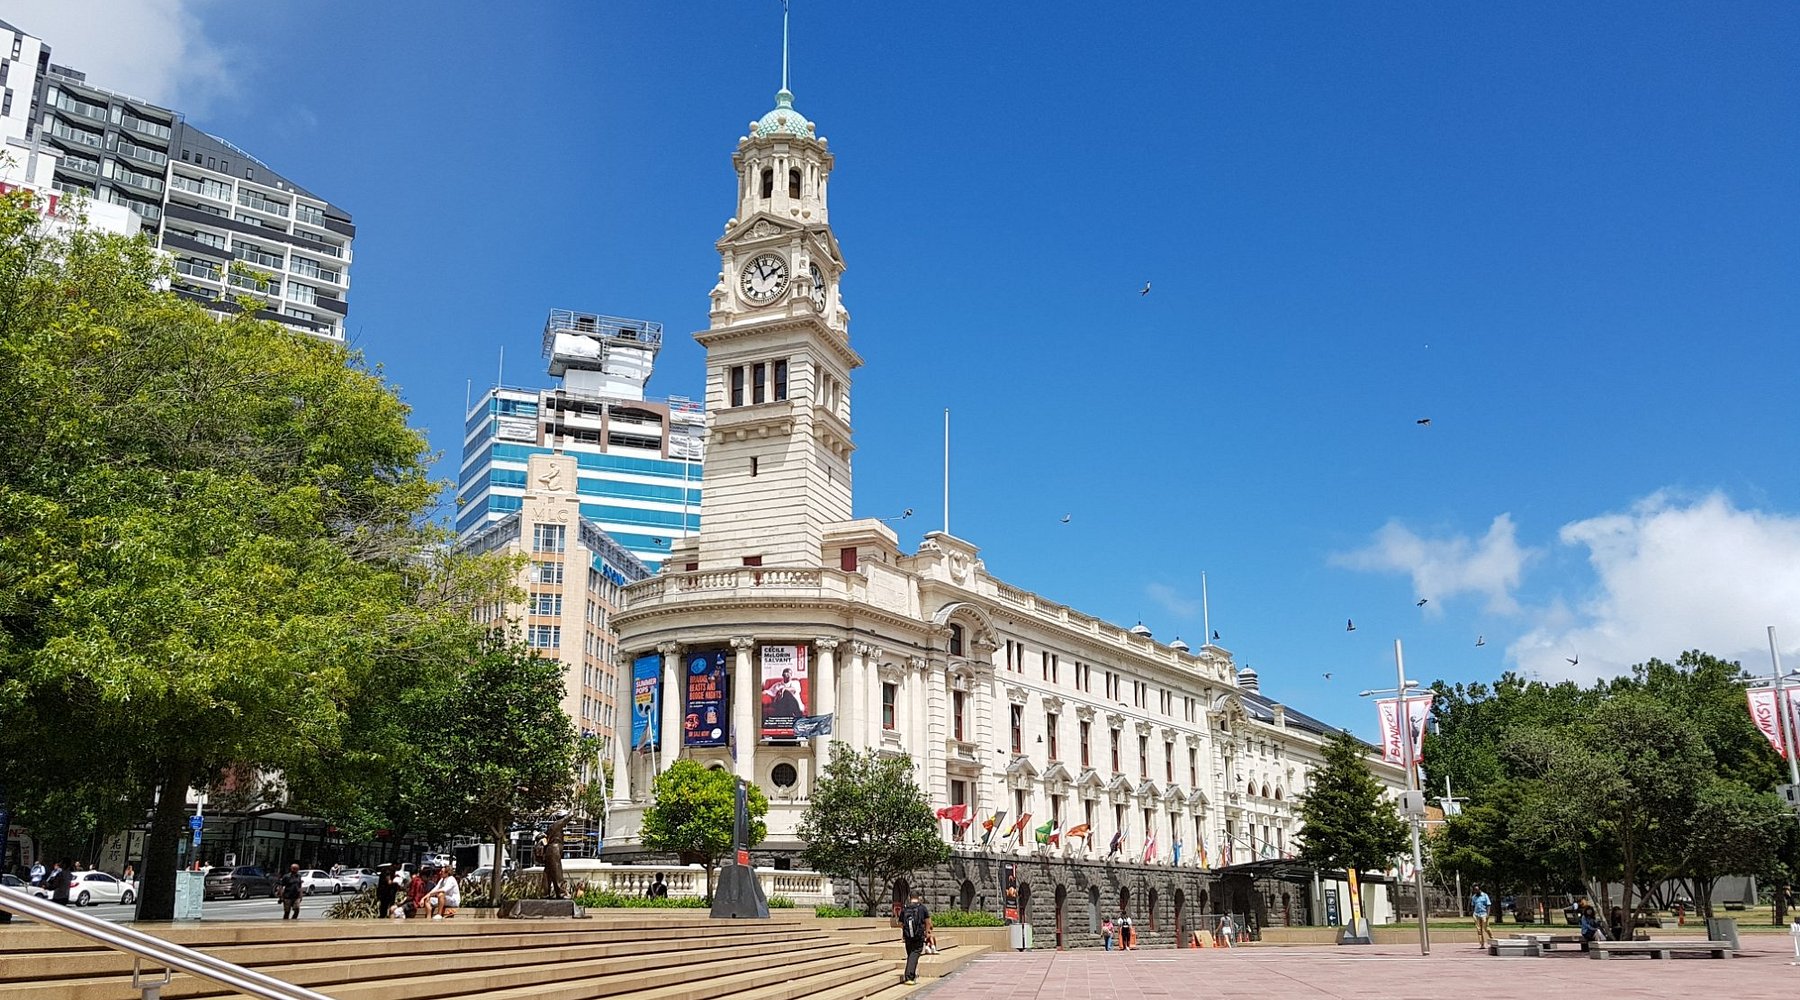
[
  {"left": 808, "top": 262, "right": 827, "bottom": 311},
  {"left": 739, "top": 253, "right": 789, "bottom": 303}
]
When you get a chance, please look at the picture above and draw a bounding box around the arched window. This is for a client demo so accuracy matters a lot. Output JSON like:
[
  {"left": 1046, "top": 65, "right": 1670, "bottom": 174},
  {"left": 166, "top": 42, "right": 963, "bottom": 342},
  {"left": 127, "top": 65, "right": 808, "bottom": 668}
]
[
  {"left": 949, "top": 624, "right": 965, "bottom": 657},
  {"left": 788, "top": 168, "right": 802, "bottom": 198},
  {"left": 760, "top": 168, "right": 773, "bottom": 199},
  {"left": 1274, "top": 786, "right": 1284, "bottom": 801}
]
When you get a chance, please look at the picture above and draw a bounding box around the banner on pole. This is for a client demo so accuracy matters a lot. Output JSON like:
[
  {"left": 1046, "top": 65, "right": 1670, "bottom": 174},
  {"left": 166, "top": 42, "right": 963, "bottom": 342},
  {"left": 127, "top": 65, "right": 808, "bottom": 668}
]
[
  {"left": 1746, "top": 687, "right": 1800, "bottom": 759},
  {"left": 1376, "top": 695, "right": 1433, "bottom": 765}
]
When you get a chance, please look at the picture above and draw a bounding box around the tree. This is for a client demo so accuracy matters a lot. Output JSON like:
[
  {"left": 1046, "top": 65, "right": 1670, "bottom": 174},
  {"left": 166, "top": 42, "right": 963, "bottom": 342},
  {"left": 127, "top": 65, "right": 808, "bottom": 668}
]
[
  {"left": 1295, "top": 729, "right": 1409, "bottom": 877},
  {"left": 797, "top": 745, "right": 949, "bottom": 916},
  {"left": 640, "top": 760, "right": 767, "bottom": 900},
  {"left": 402, "top": 631, "right": 578, "bottom": 904},
  {"left": 1668, "top": 778, "right": 1788, "bottom": 917},
  {"left": 0, "top": 190, "right": 505, "bottom": 919}
]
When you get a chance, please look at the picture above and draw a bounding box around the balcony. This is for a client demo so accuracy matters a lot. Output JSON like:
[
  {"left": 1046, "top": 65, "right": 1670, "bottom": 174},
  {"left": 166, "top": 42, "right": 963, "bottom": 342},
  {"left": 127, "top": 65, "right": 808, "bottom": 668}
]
[
  {"left": 47, "top": 120, "right": 103, "bottom": 150},
  {"left": 173, "top": 259, "right": 221, "bottom": 282},
  {"left": 111, "top": 139, "right": 168, "bottom": 168},
  {"left": 122, "top": 115, "right": 172, "bottom": 142},
  {"left": 232, "top": 246, "right": 284, "bottom": 270},
  {"left": 624, "top": 566, "right": 873, "bottom": 612},
  {"left": 49, "top": 91, "right": 110, "bottom": 123}
]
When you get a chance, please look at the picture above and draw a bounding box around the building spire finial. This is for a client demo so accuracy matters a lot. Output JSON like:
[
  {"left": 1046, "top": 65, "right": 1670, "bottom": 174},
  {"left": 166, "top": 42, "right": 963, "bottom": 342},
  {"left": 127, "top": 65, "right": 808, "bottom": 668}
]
[{"left": 781, "top": 1, "right": 791, "bottom": 94}]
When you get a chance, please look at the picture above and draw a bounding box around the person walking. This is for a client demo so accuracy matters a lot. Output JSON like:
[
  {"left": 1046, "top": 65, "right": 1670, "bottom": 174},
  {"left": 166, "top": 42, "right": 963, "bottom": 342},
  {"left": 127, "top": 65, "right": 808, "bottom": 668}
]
[
  {"left": 375, "top": 866, "right": 399, "bottom": 919},
  {"left": 277, "top": 864, "right": 305, "bottom": 920},
  {"left": 27, "top": 861, "right": 44, "bottom": 887},
  {"left": 1119, "top": 910, "right": 1135, "bottom": 950},
  {"left": 47, "top": 861, "right": 72, "bottom": 905},
  {"left": 1100, "top": 915, "right": 1114, "bottom": 951},
  {"left": 898, "top": 891, "right": 932, "bottom": 985},
  {"left": 1470, "top": 884, "right": 1493, "bottom": 949}
]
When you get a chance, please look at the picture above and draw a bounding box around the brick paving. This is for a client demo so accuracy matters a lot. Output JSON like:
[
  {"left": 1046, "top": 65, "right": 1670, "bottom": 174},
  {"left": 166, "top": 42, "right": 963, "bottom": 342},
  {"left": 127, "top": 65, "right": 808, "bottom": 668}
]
[{"left": 918, "top": 937, "right": 1800, "bottom": 1000}]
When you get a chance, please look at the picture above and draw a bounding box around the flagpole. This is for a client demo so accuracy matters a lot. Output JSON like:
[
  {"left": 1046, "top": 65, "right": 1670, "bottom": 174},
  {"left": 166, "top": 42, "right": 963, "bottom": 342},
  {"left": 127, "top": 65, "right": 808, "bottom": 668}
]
[
  {"left": 1395, "top": 639, "right": 1430, "bottom": 957},
  {"left": 1202, "top": 572, "right": 1210, "bottom": 644},
  {"left": 942, "top": 408, "right": 950, "bottom": 536}
]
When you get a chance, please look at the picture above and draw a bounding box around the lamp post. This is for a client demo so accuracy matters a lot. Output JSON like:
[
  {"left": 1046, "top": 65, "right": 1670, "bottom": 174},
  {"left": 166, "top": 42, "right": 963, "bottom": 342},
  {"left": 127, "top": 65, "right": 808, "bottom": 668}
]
[
  {"left": 1360, "top": 637, "right": 1430, "bottom": 956},
  {"left": 1742, "top": 627, "right": 1800, "bottom": 811}
]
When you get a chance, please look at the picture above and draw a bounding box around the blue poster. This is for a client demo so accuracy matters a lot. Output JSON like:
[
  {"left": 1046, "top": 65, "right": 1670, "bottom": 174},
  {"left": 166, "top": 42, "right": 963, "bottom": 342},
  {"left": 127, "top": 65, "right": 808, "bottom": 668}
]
[
  {"left": 631, "top": 653, "right": 661, "bottom": 753},
  {"left": 684, "top": 648, "right": 729, "bottom": 748}
]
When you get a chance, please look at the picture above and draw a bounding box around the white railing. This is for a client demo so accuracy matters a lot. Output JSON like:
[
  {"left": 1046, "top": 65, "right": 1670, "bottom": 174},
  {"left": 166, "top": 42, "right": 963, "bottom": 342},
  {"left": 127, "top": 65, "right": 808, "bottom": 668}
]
[
  {"left": 0, "top": 886, "right": 335, "bottom": 1000},
  {"left": 558, "top": 861, "right": 833, "bottom": 904}
]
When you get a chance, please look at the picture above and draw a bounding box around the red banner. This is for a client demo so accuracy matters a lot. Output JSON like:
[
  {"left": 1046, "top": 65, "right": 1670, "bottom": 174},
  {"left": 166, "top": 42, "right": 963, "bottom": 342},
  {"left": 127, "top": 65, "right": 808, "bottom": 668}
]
[{"left": 1376, "top": 695, "right": 1433, "bottom": 765}]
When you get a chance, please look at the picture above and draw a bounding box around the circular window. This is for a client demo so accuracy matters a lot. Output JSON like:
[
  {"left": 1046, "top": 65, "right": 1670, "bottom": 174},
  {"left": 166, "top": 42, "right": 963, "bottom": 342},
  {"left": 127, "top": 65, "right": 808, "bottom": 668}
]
[{"left": 771, "top": 762, "right": 799, "bottom": 788}]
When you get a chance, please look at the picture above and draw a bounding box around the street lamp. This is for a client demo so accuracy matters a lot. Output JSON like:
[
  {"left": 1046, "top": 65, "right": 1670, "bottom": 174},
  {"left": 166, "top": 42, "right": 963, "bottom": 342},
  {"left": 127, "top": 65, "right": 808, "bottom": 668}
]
[
  {"left": 1360, "top": 640, "right": 1430, "bottom": 956},
  {"left": 1740, "top": 626, "right": 1800, "bottom": 811}
]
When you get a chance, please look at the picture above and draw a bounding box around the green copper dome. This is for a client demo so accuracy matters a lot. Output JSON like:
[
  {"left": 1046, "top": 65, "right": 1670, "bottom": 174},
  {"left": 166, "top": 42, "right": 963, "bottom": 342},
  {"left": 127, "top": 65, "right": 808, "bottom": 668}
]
[{"left": 752, "top": 89, "right": 815, "bottom": 139}]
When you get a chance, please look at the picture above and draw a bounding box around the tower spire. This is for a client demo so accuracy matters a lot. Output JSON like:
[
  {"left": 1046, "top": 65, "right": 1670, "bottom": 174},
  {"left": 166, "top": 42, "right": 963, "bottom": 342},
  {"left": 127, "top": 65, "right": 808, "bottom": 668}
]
[{"left": 781, "top": 1, "right": 791, "bottom": 94}]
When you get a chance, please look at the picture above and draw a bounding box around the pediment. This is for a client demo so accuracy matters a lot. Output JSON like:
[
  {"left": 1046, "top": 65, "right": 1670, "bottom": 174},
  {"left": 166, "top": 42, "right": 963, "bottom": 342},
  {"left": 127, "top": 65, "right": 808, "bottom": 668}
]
[
  {"left": 720, "top": 213, "right": 804, "bottom": 246},
  {"left": 1042, "top": 762, "right": 1073, "bottom": 786},
  {"left": 1005, "top": 755, "right": 1040, "bottom": 779},
  {"left": 1106, "top": 775, "right": 1135, "bottom": 796},
  {"left": 1076, "top": 767, "right": 1106, "bottom": 791}
]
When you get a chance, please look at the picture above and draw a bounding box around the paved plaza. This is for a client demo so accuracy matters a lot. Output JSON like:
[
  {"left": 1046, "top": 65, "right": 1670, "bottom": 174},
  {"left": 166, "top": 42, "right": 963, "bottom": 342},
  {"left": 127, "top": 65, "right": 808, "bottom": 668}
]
[{"left": 918, "top": 938, "right": 1800, "bottom": 1000}]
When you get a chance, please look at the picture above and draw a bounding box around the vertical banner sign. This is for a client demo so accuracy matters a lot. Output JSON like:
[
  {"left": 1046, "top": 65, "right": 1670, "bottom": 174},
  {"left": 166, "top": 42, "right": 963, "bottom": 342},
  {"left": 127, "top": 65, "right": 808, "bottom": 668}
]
[
  {"left": 1001, "top": 863, "right": 1020, "bottom": 923},
  {"left": 759, "top": 644, "right": 811, "bottom": 738},
  {"left": 684, "top": 648, "right": 730, "bottom": 748},
  {"left": 1324, "top": 887, "right": 1341, "bottom": 928},
  {"left": 1345, "top": 868, "right": 1365, "bottom": 926},
  {"left": 632, "top": 653, "right": 662, "bottom": 753},
  {"left": 1748, "top": 688, "right": 1785, "bottom": 758},
  {"left": 1375, "top": 696, "right": 1433, "bottom": 765}
]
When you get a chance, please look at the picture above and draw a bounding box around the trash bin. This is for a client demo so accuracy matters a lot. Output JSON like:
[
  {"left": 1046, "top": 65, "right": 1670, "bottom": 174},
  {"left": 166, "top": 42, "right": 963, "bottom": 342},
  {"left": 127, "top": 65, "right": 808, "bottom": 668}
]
[
  {"left": 1009, "top": 923, "right": 1027, "bottom": 951},
  {"left": 173, "top": 870, "right": 205, "bottom": 920},
  {"left": 1704, "top": 916, "right": 1739, "bottom": 952}
]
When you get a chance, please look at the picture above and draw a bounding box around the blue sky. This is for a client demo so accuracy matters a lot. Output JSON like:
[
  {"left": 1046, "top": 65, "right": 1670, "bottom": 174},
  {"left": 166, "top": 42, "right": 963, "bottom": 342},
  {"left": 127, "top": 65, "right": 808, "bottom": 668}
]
[{"left": 24, "top": 1, "right": 1800, "bottom": 737}]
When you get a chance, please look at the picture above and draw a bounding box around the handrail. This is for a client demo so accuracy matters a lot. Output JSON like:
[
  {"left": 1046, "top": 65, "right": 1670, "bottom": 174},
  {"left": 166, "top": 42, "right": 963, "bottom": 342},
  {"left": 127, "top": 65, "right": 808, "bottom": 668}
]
[{"left": 0, "top": 886, "right": 336, "bottom": 1000}]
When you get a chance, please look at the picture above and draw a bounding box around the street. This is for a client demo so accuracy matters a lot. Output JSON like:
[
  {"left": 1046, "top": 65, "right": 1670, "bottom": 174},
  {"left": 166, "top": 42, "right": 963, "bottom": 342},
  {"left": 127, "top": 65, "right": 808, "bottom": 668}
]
[{"left": 7, "top": 891, "right": 344, "bottom": 923}]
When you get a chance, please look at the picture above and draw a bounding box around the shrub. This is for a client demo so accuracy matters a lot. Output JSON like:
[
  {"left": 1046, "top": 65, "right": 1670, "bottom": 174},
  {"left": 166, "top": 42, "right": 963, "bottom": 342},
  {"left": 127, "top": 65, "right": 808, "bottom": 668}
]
[
  {"left": 768, "top": 895, "right": 796, "bottom": 909},
  {"left": 932, "top": 909, "right": 1004, "bottom": 927},
  {"left": 573, "top": 888, "right": 708, "bottom": 909},
  {"left": 463, "top": 873, "right": 546, "bottom": 909},
  {"left": 815, "top": 904, "right": 864, "bottom": 918},
  {"left": 326, "top": 888, "right": 379, "bottom": 920}
]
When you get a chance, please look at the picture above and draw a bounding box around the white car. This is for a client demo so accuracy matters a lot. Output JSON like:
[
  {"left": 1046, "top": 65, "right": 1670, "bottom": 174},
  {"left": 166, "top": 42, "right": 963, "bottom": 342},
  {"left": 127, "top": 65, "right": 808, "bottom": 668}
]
[
  {"left": 297, "top": 870, "right": 337, "bottom": 895},
  {"left": 334, "top": 868, "right": 377, "bottom": 892},
  {"left": 64, "top": 871, "right": 135, "bottom": 907}
]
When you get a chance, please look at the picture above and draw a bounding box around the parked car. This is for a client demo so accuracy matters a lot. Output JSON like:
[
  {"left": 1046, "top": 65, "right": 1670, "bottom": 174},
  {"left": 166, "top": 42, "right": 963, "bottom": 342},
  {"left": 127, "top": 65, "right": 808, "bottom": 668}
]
[
  {"left": 297, "top": 869, "right": 336, "bottom": 895},
  {"left": 64, "top": 871, "right": 135, "bottom": 907},
  {"left": 203, "top": 866, "right": 276, "bottom": 900},
  {"left": 1, "top": 873, "right": 31, "bottom": 894},
  {"left": 333, "top": 868, "right": 377, "bottom": 892}
]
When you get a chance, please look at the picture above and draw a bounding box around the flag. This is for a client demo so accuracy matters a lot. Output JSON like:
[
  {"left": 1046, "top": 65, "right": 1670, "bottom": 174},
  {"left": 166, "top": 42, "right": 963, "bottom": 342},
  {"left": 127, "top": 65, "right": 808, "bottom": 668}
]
[
  {"left": 1107, "top": 830, "right": 1124, "bottom": 858},
  {"left": 1064, "top": 823, "right": 1092, "bottom": 843},
  {"left": 1221, "top": 839, "right": 1233, "bottom": 866},
  {"left": 979, "top": 810, "right": 1008, "bottom": 847},
  {"left": 793, "top": 714, "right": 834, "bottom": 739},
  {"left": 1005, "top": 813, "right": 1032, "bottom": 848},
  {"left": 1034, "top": 820, "right": 1055, "bottom": 845},
  {"left": 1198, "top": 837, "right": 1210, "bottom": 870},
  {"left": 1173, "top": 838, "right": 1183, "bottom": 866},
  {"left": 1376, "top": 694, "right": 1433, "bottom": 765},
  {"left": 936, "top": 803, "right": 971, "bottom": 825},
  {"left": 1261, "top": 840, "right": 1275, "bottom": 860},
  {"left": 1142, "top": 829, "right": 1158, "bottom": 863}
]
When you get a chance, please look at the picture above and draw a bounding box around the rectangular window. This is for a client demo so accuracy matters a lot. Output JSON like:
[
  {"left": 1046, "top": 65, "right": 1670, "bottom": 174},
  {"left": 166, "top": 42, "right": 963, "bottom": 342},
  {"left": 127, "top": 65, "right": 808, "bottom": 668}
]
[
  {"left": 1041, "top": 651, "right": 1049, "bottom": 681},
  {"left": 953, "top": 691, "right": 967, "bottom": 741},
  {"left": 948, "top": 624, "right": 964, "bottom": 656},
  {"left": 532, "top": 523, "right": 566, "bottom": 553},
  {"left": 1138, "top": 735, "right": 1149, "bottom": 779},
  {"left": 1165, "top": 742, "right": 1175, "bottom": 783},
  {"left": 752, "top": 362, "right": 766, "bottom": 404},
  {"left": 1079, "top": 720, "right": 1091, "bottom": 767},
  {"left": 839, "top": 547, "right": 858, "bottom": 572},
  {"left": 533, "top": 561, "right": 564, "bottom": 584},
  {"left": 1046, "top": 712, "right": 1059, "bottom": 760},
  {"left": 1009, "top": 704, "right": 1023, "bottom": 754},
  {"left": 1189, "top": 747, "right": 1199, "bottom": 787},
  {"left": 527, "top": 624, "right": 561, "bottom": 648},
  {"left": 529, "top": 592, "right": 562, "bottom": 616},
  {"left": 730, "top": 366, "right": 745, "bottom": 407},
  {"left": 882, "top": 682, "right": 898, "bottom": 730},
  {"left": 1110, "top": 730, "right": 1121, "bottom": 773},
  {"left": 773, "top": 359, "right": 788, "bottom": 401}
]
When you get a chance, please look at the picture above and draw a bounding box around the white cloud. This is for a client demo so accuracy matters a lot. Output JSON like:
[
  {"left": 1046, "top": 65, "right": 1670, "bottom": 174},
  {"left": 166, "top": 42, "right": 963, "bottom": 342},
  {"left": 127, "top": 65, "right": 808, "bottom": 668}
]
[
  {"left": 10, "top": 0, "right": 236, "bottom": 115},
  {"left": 1144, "top": 582, "right": 1202, "bottom": 621},
  {"left": 1509, "top": 492, "right": 1800, "bottom": 682},
  {"left": 1331, "top": 513, "right": 1536, "bottom": 614}
]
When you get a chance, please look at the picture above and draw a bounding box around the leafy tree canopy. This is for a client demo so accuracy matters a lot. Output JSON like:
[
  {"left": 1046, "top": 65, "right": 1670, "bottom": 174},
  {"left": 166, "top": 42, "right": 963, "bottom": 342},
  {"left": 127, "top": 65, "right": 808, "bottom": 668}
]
[
  {"left": 797, "top": 744, "right": 949, "bottom": 915},
  {"left": 1294, "top": 729, "right": 1409, "bottom": 874},
  {"left": 641, "top": 760, "right": 767, "bottom": 897}
]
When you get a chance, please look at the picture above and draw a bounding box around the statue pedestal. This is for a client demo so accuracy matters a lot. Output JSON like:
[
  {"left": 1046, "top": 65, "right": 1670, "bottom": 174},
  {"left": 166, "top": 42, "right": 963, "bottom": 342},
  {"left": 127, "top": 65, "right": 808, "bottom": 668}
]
[
  {"left": 710, "top": 863, "right": 768, "bottom": 919},
  {"left": 507, "top": 899, "right": 580, "bottom": 919}
]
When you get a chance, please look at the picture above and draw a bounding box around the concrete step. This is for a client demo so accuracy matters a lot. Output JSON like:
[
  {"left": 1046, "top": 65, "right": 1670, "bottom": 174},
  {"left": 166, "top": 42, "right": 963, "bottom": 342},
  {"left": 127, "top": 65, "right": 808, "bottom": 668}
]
[{"left": 478, "top": 950, "right": 881, "bottom": 1000}]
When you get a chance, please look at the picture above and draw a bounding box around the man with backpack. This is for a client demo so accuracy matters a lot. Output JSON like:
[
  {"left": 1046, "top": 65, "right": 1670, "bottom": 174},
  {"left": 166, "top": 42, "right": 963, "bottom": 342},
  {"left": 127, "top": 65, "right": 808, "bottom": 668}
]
[{"left": 898, "top": 891, "right": 932, "bottom": 986}]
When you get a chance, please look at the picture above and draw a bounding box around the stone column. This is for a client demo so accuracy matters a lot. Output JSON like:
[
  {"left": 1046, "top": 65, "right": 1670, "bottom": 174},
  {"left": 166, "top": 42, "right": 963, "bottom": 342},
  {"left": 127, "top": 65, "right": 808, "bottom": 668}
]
[
  {"left": 812, "top": 638, "right": 839, "bottom": 771},
  {"left": 925, "top": 657, "right": 949, "bottom": 808},
  {"left": 731, "top": 636, "right": 756, "bottom": 781},
  {"left": 610, "top": 714, "right": 631, "bottom": 806},
  {"left": 908, "top": 656, "right": 928, "bottom": 784},
  {"left": 657, "top": 642, "right": 682, "bottom": 774},
  {"left": 865, "top": 646, "right": 885, "bottom": 748}
]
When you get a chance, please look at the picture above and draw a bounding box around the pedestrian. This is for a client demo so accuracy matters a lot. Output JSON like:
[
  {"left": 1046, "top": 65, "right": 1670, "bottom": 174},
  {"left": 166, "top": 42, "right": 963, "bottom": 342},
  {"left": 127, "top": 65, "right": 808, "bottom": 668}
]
[
  {"left": 1100, "top": 915, "right": 1114, "bottom": 951},
  {"left": 898, "top": 891, "right": 931, "bottom": 985},
  {"left": 278, "top": 863, "right": 305, "bottom": 920},
  {"left": 1609, "top": 905, "right": 1626, "bottom": 943},
  {"left": 122, "top": 863, "right": 135, "bottom": 885},
  {"left": 1218, "top": 913, "right": 1236, "bottom": 948},
  {"left": 426, "top": 865, "right": 460, "bottom": 919},
  {"left": 47, "top": 860, "right": 73, "bottom": 905},
  {"left": 1576, "top": 898, "right": 1605, "bottom": 951},
  {"left": 27, "top": 861, "right": 44, "bottom": 887},
  {"left": 405, "top": 866, "right": 430, "bottom": 918},
  {"left": 646, "top": 872, "right": 669, "bottom": 899},
  {"left": 1778, "top": 885, "right": 1796, "bottom": 927},
  {"left": 1119, "top": 910, "right": 1135, "bottom": 950},
  {"left": 375, "top": 865, "right": 399, "bottom": 919},
  {"left": 1470, "top": 884, "right": 1493, "bottom": 949}
]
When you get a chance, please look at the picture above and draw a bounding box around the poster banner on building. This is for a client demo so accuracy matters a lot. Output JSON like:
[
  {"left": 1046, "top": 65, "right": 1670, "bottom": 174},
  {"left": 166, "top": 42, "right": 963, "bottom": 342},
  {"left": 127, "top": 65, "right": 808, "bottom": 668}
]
[
  {"left": 684, "top": 648, "right": 730, "bottom": 748},
  {"left": 632, "top": 653, "right": 661, "bottom": 753},
  {"left": 1375, "top": 695, "right": 1433, "bottom": 765},
  {"left": 759, "top": 644, "right": 811, "bottom": 738},
  {"left": 1001, "top": 863, "right": 1020, "bottom": 923},
  {"left": 1745, "top": 687, "right": 1800, "bottom": 759}
]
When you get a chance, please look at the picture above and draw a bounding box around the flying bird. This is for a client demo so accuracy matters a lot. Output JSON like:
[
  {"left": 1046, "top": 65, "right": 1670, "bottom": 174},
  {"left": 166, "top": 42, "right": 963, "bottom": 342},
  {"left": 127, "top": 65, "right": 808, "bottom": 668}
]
[
  {"left": 1475, "top": 635, "right": 1485, "bottom": 647},
  {"left": 1322, "top": 672, "right": 1333, "bottom": 681},
  {"left": 651, "top": 538, "right": 665, "bottom": 546},
  {"left": 1140, "top": 282, "right": 1151, "bottom": 296},
  {"left": 1567, "top": 654, "right": 1580, "bottom": 666},
  {"left": 1211, "top": 630, "right": 1220, "bottom": 641},
  {"left": 1345, "top": 619, "right": 1356, "bottom": 632},
  {"left": 1061, "top": 514, "right": 1071, "bottom": 524},
  {"left": 1415, "top": 598, "right": 1428, "bottom": 607},
  {"left": 1416, "top": 418, "right": 1431, "bottom": 426}
]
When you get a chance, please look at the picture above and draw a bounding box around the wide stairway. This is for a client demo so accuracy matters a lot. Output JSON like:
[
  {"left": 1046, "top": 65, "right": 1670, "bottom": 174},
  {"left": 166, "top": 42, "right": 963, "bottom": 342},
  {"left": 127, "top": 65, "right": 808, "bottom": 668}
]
[{"left": 0, "top": 911, "right": 983, "bottom": 1000}]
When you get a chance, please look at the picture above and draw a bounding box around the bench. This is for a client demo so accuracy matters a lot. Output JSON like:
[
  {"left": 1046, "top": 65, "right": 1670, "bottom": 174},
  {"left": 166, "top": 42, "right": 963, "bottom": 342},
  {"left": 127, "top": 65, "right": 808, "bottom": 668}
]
[
  {"left": 1589, "top": 939, "right": 1733, "bottom": 960},
  {"left": 1489, "top": 939, "right": 1541, "bottom": 957},
  {"left": 1509, "top": 933, "right": 1582, "bottom": 952}
]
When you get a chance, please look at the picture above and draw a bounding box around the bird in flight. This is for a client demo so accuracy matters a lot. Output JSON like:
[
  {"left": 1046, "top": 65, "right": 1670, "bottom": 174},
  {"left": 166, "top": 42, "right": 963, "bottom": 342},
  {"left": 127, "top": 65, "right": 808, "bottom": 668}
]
[
  {"left": 1415, "top": 598, "right": 1428, "bottom": 607},
  {"left": 1140, "top": 281, "right": 1152, "bottom": 296},
  {"left": 1212, "top": 630, "right": 1221, "bottom": 641},
  {"left": 651, "top": 538, "right": 665, "bottom": 546},
  {"left": 1322, "top": 672, "right": 1333, "bottom": 680},
  {"left": 1416, "top": 418, "right": 1432, "bottom": 426},
  {"left": 1061, "top": 513, "right": 1072, "bottom": 523},
  {"left": 1567, "top": 654, "right": 1580, "bottom": 666},
  {"left": 1475, "top": 635, "right": 1485, "bottom": 647},
  {"left": 1345, "top": 619, "right": 1356, "bottom": 632}
]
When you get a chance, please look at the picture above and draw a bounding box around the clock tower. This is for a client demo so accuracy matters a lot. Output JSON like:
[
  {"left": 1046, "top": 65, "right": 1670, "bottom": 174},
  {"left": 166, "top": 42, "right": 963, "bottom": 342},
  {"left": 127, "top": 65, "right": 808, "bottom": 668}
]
[{"left": 691, "top": 72, "right": 861, "bottom": 570}]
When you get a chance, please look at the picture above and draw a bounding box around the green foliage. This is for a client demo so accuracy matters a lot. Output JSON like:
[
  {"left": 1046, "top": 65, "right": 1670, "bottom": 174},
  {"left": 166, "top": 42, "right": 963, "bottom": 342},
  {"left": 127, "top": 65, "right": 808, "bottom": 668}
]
[
  {"left": 640, "top": 760, "right": 769, "bottom": 894},
  {"left": 767, "top": 895, "right": 795, "bottom": 909},
  {"left": 0, "top": 188, "right": 512, "bottom": 918},
  {"left": 325, "top": 887, "right": 379, "bottom": 920},
  {"left": 796, "top": 744, "right": 949, "bottom": 916},
  {"left": 932, "top": 908, "right": 1005, "bottom": 927},
  {"left": 1294, "top": 729, "right": 1409, "bottom": 874},
  {"left": 814, "top": 904, "right": 864, "bottom": 918},
  {"left": 463, "top": 872, "right": 550, "bottom": 909},
  {"left": 573, "top": 887, "right": 709, "bottom": 908}
]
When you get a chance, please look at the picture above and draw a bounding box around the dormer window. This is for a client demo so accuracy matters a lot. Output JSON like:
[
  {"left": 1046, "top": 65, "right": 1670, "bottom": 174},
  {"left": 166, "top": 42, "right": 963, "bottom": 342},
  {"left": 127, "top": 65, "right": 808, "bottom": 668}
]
[
  {"left": 760, "top": 168, "right": 773, "bottom": 199},
  {"left": 788, "top": 168, "right": 801, "bottom": 198}
]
